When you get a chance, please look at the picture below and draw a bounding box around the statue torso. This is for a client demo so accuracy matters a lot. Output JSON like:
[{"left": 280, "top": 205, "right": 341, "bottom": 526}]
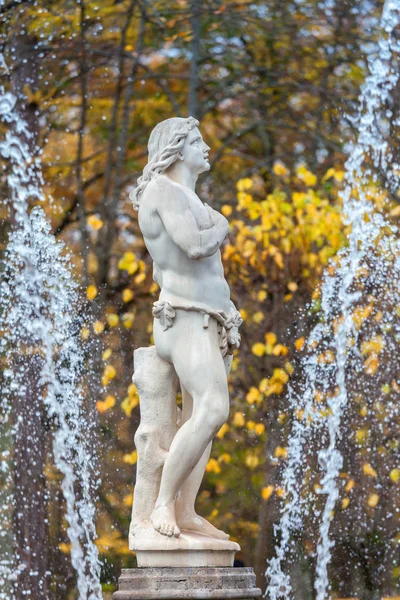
[{"left": 138, "top": 175, "right": 231, "bottom": 313}]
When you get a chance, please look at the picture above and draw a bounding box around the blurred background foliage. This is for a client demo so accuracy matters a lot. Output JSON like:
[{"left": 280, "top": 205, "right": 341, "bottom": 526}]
[{"left": 0, "top": 0, "right": 399, "bottom": 598}]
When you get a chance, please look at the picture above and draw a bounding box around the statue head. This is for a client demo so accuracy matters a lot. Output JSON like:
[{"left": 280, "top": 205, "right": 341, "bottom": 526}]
[{"left": 130, "top": 116, "right": 207, "bottom": 210}]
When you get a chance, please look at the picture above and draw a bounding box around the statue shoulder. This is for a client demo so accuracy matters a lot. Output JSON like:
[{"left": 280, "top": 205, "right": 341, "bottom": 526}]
[{"left": 142, "top": 175, "right": 189, "bottom": 211}]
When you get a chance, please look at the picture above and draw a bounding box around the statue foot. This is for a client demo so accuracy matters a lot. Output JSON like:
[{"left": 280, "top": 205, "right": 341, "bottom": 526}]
[
  {"left": 178, "top": 512, "right": 230, "bottom": 540},
  {"left": 151, "top": 503, "right": 181, "bottom": 538}
]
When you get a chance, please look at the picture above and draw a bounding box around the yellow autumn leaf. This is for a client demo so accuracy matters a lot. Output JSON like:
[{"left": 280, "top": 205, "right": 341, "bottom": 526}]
[
  {"left": 93, "top": 321, "right": 104, "bottom": 334},
  {"left": 257, "top": 290, "right": 267, "bottom": 301},
  {"left": 272, "top": 368, "right": 289, "bottom": 383},
  {"left": 149, "top": 282, "right": 159, "bottom": 294},
  {"left": 221, "top": 204, "right": 233, "bottom": 216},
  {"left": 106, "top": 313, "right": 119, "bottom": 327},
  {"left": 245, "top": 453, "right": 259, "bottom": 469},
  {"left": 254, "top": 423, "right": 265, "bottom": 435},
  {"left": 341, "top": 497, "right": 350, "bottom": 509},
  {"left": 206, "top": 458, "right": 221, "bottom": 474},
  {"left": 364, "top": 353, "right": 379, "bottom": 375},
  {"left": 219, "top": 453, "right": 231, "bottom": 464},
  {"left": 272, "top": 162, "right": 288, "bottom": 177},
  {"left": 252, "top": 343, "right": 265, "bottom": 357},
  {"left": 246, "top": 386, "right": 261, "bottom": 404},
  {"left": 345, "top": 479, "right": 355, "bottom": 492},
  {"left": 355, "top": 428, "right": 368, "bottom": 445},
  {"left": 216, "top": 423, "right": 229, "bottom": 439},
  {"left": 287, "top": 281, "right": 298, "bottom": 292},
  {"left": 333, "top": 170, "right": 344, "bottom": 182},
  {"left": 122, "top": 288, "right": 134, "bottom": 303},
  {"left": 252, "top": 311, "right": 264, "bottom": 324},
  {"left": 318, "top": 350, "right": 335, "bottom": 364},
  {"left": 389, "top": 468, "right": 400, "bottom": 483},
  {"left": 367, "top": 493, "right": 379, "bottom": 508},
  {"left": 261, "top": 485, "right": 274, "bottom": 501},
  {"left": 390, "top": 205, "right": 400, "bottom": 217},
  {"left": 87, "top": 215, "right": 103, "bottom": 231},
  {"left": 353, "top": 305, "right": 373, "bottom": 329},
  {"left": 208, "top": 508, "right": 219, "bottom": 520},
  {"left": 104, "top": 364, "right": 116, "bottom": 380},
  {"left": 295, "top": 337, "right": 305, "bottom": 351},
  {"left": 122, "top": 312, "right": 135, "bottom": 328},
  {"left": 265, "top": 381, "right": 284, "bottom": 396},
  {"left": 86, "top": 285, "right": 98, "bottom": 300},
  {"left": 123, "top": 494, "right": 133, "bottom": 507},
  {"left": 121, "top": 392, "right": 139, "bottom": 417},
  {"left": 265, "top": 332, "right": 277, "bottom": 346},
  {"left": 322, "top": 167, "right": 336, "bottom": 182},
  {"left": 123, "top": 450, "right": 138, "bottom": 465},
  {"left": 232, "top": 412, "right": 245, "bottom": 427},
  {"left": 274, "top": 252, "right": 284, "bottom": 269},
  {"left": 58, "top": 543, "right": 71, "bottom": 554},
  {"left": 363, "top": 463, "right": 377, "bottom": 478},
  {"left": 272, "top": 345, "right": 288, "bottom": 359},
  {"left": 127, "top": 383, "right": 137, "bottom": 396},
  {"left": 134, "top": 272, "right": 146, "bottom": 285},
  {"left": 102, "top": 348, "right": 112, "bottom": 361},
  {"left": 96, "top": 395, "right": 115, "bottom": 414},
  {"left": 81, "top": 327, "right": 90, "bottom": 340},
  {"left": 361, "top": 335, "right": 384, "bottom": 355},
  {"left": 236, "top": 177, "right": 253, "bottom": 192},
  {"left": 274, "top": 446, "right": 288, "bottom": 459},
  {"left": 105, "top": 394, "right": 116, "bottom": 408},
  {"left": 118, "top": 252, "right": 138, "bottom": 275},
  {"left": 297, "top": 165, "right": 317, "bottom": 186}
]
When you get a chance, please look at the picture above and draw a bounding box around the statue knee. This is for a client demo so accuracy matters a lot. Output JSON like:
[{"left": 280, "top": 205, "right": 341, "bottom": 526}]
[{"left": 196, "top": 393, "right": 229, "bottom": 434}]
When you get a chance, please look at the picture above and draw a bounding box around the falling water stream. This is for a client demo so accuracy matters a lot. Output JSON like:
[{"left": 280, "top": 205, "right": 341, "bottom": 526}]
[
  {"left": 266, "top": 1, "right": 400, "bottom": 598},
  {"left": 0, "top": 51, "right": 102, "bottom": 598}
]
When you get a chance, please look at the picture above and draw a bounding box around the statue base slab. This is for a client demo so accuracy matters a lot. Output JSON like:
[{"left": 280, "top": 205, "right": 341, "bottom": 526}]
[
  {"left": 130, "top": 527, "right": 240, "bottom": 568},
  {"left": 112, "top": 566, "right": 262, "bottom": 599}
]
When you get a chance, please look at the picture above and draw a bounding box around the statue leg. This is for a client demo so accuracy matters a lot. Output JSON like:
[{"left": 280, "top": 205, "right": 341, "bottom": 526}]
[
  {"left": 151, "top": 311, "right": 229, "bottom": 538},
  {"left": 176, "top": 355, "right": 232, "bottom": 539}
]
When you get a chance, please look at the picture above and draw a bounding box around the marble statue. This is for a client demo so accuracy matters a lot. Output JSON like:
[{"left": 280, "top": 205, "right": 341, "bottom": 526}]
[{"left": 128, "top": 116, "right": 242, "bottom": 568}]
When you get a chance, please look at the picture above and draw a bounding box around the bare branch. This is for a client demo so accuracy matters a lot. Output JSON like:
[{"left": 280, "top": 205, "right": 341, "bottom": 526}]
[{"left": 75, "top": 0, "right": 90, "bottom": 286}]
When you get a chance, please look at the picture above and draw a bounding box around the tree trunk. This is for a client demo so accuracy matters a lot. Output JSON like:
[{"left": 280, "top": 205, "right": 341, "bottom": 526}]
[
  {"left": 13, "top": 355, "right": 50, "bottom": 599},
  {"left": 8, "top": 29, "right": 52, "bottom": 600},
  {"left": 188, "top": 0, "right": 201, "bottom": 118}
]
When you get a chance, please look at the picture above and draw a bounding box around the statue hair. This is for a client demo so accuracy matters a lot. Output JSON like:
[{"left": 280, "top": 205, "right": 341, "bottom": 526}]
[{"left": 130, "top": 116, "right": 200, "bottom": 210}]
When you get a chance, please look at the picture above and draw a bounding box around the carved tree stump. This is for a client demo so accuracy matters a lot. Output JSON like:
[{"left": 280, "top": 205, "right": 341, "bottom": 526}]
[{"left": 130, "top": 346, "right": 179, "bottom": 536}]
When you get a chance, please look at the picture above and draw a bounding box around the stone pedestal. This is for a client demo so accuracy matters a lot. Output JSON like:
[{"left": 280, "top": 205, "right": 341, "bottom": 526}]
[
  {"left": 112, "top": 567, "right": 262, "bottom": 600},
  {"left": 131, "top": 527, "right": 240, "bottom": 568}
]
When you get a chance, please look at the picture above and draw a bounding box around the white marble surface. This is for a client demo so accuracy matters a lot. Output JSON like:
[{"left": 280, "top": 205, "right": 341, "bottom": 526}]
[{"left": 129, "top": 118, "right": 242, "bottom": 563}]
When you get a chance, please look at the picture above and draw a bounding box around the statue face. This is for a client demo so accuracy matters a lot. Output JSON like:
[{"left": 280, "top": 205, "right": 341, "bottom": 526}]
[{"left": 180, "top": 127, "right": 210, "bottom": 175}]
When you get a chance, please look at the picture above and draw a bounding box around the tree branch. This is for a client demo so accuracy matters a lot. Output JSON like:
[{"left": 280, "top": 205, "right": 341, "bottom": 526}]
[
  {"left": 76, "top": 0, "right": 90, "bottom": 286},
  {"left": 96, "top": 0, "right": 138, "bottom": 284}
]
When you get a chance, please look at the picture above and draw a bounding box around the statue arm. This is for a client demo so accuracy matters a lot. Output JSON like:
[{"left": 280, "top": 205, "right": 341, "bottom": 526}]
[{"left": 155, "top": 187, "right": 229, "bottom": 260}]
